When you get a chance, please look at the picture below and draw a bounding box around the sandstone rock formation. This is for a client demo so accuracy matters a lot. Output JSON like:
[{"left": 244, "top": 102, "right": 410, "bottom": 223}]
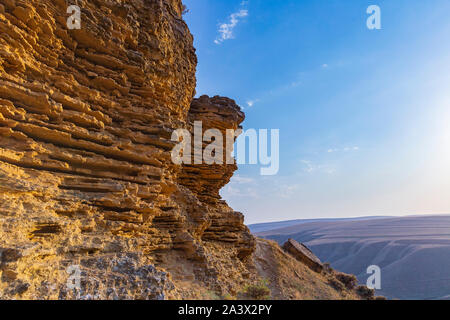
[
  {"left": 0, "top": 0, "right": 366, "bottom": 300},
  {"left": 0, "top": 0, "right": 254, "bottom": 299}
]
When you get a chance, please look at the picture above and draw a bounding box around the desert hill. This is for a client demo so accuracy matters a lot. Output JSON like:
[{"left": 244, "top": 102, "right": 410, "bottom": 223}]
[{"left": 255, "top": 215, "right": 450, "bottom": 300}]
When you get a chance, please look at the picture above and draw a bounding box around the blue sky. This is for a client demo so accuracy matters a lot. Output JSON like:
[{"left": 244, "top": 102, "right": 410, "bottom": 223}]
[{"left": 183, "top": 0, "right": 450, "bottom": 224}]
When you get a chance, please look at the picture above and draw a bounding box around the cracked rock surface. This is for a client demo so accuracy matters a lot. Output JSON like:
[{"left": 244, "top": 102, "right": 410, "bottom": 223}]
[
  {"left": 0, "top": 0, "right": 363, "bottom": 300},
  {"left": 0, "top": 0, "right": 255, "bottom": 299}
]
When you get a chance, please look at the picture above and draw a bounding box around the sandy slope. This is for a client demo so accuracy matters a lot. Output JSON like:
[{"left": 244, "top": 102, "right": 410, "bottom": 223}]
[{"left": 256, "top": 215, "right": 450, "bottom": 300}]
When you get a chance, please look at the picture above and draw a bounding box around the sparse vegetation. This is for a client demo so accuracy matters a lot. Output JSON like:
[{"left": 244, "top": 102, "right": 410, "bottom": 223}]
[
  {"left": 335, "top": 272, "right": 358, "bottom": 290},
  {"left": 241, "top": 279, "right": 271, "bottom": 300},
  {"left": 293, "top": 282, "right": 305, "bottom": 293},
  {"left": 356, "top": 285, "right": 375, "bottom": 299},
  {"left": 323, "top": 263, "right": 333, "bottom": 274},
  {"left": 202, "top": 290, "right": 221, "bottom": 300},
  {"left": 222, "top": 293, "right": 236, "bottom": 300},
  {"left": 328, "top": 278, "right": 345, "bottom": 291}
]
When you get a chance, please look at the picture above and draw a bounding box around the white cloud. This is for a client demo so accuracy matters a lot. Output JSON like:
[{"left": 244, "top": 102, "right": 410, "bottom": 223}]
[
  {"left": 246, "top": 99, "right": 259, "bottom": 108},
  {"left": 322, "top": 64, "right": 329, "bottom": 69},
  {"left": 220, "top": 174, "right": 259, "bottom": 199},
  {"left": 214, "top": 9, "right": 248, "bottom": 44},
  {"left": 327, "top": 146, "right": 359, "bottom": 153}
]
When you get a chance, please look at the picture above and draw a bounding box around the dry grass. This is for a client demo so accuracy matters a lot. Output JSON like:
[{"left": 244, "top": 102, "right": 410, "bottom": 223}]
[
  {"left": 240, "top": 279, "right": 271, "bottom": 300},
  {"left": 166, "top": 238, "right": 377, "bottom": 300},
  {"left": 253, "top": 238, "right": 363, "bottom": 300},
  {"left": 335, "top": 272, "right": 358, "bottom": 290}
]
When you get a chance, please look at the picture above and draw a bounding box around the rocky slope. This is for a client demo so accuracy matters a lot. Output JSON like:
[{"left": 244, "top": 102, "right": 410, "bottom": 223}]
[
  {"left": 0, "top": 0, "right": 365, "bottom": 300},
  {"left": 259, "top": 215, "right": 450, "bottom": 300}
]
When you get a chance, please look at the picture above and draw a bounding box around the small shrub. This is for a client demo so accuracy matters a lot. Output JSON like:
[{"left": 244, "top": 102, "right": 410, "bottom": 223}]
[
  {"left": 335, "top": 272, "right": 358, "bottom": 290},
  {"left": 203, "top": 291, "right": 220, "bottom": 300},
  {"left": 356, "top": 285, "right": 375, "bottom": 299},
  {"left": 222, "top": 293, "right": 236, "bottom": 300},
  {"left": 323, "top": 263, "right": 333, "bottom": 274},
  {"left": 328, "top": 278, "right": 345, "bottom": 291},
  {"left": 242, "top": 279, "right": 271, "bottom": 300},
  {"left": 294, "top": 282, "right": 304, "bottom": 293}
]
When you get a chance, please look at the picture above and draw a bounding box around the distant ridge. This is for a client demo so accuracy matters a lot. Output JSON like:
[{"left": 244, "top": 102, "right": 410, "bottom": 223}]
[{"left": 248, "top": 216, "right": 393, "bottom": 233}]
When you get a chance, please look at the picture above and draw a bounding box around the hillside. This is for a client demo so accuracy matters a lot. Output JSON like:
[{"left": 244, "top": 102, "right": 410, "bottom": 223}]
[
  {"left": 249, "top": 216, "right": 392, "bottom": 233},
  {"left": 257, "top": 215, "right": 450, "bottom": 300}
]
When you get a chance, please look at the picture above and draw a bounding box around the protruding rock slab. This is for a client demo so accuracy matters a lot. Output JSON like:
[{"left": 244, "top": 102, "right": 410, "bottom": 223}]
[{"left": 282, "top": 239, "right": 323, "bottom": 273}]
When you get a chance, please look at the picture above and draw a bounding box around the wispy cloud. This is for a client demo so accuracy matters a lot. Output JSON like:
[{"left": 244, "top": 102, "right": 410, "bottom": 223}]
[
  {"left": 214, "top": 9, "right": 248, "bottom": 44},
  {"left": 220, "top": 174, "right": 259, "bottom": 198},
  {"left": 301, "top": 160, "right": 315, "bottom": 173},
  {"left": 290, "top": 81, "right": 303, "bottom": 88},
  {"left": 327, "top": 146, "right": 359, "bottom": 153},
  {"left": 278, "top": 184, "right": 300, "bottom": 199},
  {"left": 301, "top": 160, "right": 336, "bottom": 175},
  {"left": 231, "top": 174, "right": 254, "bottom": 184},
  {"left": 221, "top": 184, "right": 259, "bottom": 198},
  {"left": 223, "top": 175, "right": 302, "bottom": 200}
]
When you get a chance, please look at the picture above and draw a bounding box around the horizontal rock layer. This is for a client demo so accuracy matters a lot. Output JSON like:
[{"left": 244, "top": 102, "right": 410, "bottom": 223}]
[
  {"left": 0, "top": 0, "right": 254, "bottom": 299},
  {"left": 0, "top": 0, "right": 367, "bottom": 301}
]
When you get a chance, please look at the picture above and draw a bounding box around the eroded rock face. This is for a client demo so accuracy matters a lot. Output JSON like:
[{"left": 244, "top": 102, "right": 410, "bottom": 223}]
[
  {"left": 0, "top": 0, "right": 254, "bottom": 299},
  {"left": 180, "top": 95, "right": 245, "bottom": 206},
  {"left": 180, "top": 96, "right": 255, "bottom": 259}
]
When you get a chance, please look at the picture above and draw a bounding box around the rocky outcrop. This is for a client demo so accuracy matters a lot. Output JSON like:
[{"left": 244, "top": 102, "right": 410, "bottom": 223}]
[
  {"left": 283, "top": 239, "right": 324, "bottom": 273},
  {"left": 180, "top": 95, "right": 254, "bottom": 259},
  {"left": 0, "top": 0, "right": 366, "bottom": 300},
  {"left": 180, "top": 95, "right": 245, "bottom": 206},
  {"left": 0, "top": 0, "right": 254, "bottom": 299}
]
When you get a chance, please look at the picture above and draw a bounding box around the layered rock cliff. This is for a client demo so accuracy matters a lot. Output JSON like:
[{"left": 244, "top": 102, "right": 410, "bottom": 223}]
[{"left": 0, "top": 0, "right": 365, "bottom": 300}]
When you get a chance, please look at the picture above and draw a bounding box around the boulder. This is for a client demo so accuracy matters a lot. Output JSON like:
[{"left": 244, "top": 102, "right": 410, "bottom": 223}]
[{"left": 283, "top": 239, "right": 323, "bottom": 273}]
